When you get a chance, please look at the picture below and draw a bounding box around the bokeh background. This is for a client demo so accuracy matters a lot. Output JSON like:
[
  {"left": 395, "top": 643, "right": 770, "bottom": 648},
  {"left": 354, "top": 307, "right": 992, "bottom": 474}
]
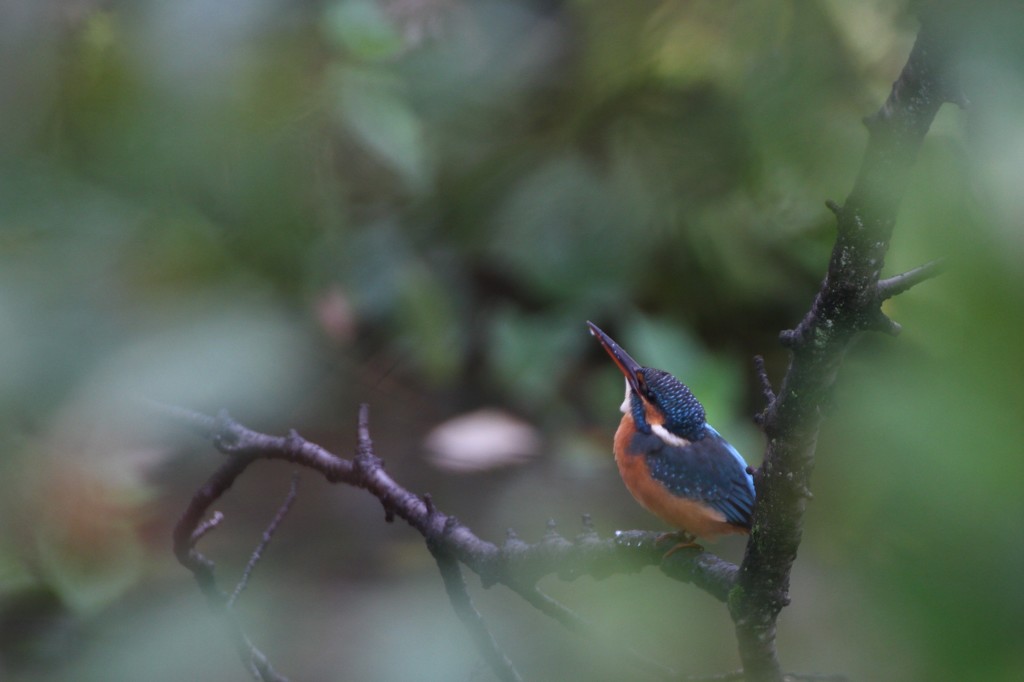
[{"left": 1, "top": 1, "right": 1022, "bottom": 681}]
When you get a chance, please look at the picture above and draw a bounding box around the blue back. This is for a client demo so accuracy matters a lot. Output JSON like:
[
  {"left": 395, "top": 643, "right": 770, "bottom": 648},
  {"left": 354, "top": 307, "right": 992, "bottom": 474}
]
[{"left": 628, "top": 425, "right": 756, "bottom": 527}]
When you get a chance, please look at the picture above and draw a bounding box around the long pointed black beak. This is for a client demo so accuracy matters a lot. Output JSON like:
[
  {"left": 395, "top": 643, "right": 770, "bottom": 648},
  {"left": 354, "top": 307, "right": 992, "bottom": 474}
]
[{"left": 587, "top": 321, "right": 643, "bottom": 395}]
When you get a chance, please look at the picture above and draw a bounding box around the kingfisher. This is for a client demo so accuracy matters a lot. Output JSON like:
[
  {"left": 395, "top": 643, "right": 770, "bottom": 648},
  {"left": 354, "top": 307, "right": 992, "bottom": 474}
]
[{"left": 588, "top": 322, "right": 756, "bottom": 549}]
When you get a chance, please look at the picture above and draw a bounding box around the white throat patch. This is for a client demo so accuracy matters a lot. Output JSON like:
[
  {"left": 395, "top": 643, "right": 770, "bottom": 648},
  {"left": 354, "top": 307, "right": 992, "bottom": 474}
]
[
  {"left": 619, "top": 379, "right": 631, "bottom": 414},
  {"left": 651, "top": 423, "right": 691, "bottom": 448}
]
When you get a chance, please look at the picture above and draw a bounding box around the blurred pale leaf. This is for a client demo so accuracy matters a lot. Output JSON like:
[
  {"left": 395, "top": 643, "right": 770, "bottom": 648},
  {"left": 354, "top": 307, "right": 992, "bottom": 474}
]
[
  {"left": 325, "top": 0, "right": 405, "bottom": 60},
  {"left": 424, "top": 408, "right": 541, "bottom": 472},
  {"left": 332, "top": 64, "right": 430, "bottom": 188}
]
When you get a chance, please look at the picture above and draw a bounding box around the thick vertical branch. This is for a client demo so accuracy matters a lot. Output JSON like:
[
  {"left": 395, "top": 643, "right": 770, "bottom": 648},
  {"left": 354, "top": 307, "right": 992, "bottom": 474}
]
[{"left": 729, "top": 12, "right": 962, "bottom": 682}]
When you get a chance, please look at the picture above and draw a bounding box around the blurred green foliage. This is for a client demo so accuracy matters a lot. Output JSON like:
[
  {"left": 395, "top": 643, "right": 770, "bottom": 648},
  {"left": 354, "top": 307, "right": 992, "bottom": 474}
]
[{"left": 1, "top": 1, "right": 1022, "bottom": 681}]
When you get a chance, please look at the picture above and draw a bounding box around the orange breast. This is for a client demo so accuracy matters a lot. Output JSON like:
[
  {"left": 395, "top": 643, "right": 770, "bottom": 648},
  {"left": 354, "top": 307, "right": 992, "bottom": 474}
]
[{"left": 614, "top": 414, "right": 748, "bottom": 541}]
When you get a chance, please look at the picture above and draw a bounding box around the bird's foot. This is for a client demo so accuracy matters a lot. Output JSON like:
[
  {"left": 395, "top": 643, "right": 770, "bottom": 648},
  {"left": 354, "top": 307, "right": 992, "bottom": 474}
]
[{"left": 655, "top": 530, "right": 703, "bottom": 557}]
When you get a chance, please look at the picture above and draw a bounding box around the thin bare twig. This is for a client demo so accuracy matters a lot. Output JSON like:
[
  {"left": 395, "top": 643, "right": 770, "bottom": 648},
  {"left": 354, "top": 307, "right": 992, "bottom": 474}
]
[
  {"left": 171, "top": 455, "right": 290, "bottom": 682},
  {"left": 228, "top": 475, "right": 300, "bottom": 610},
  {"left": 510, "top": 582, "right": 677, "bottom": 679},
  {"left": 430, "top": 545, "right": 523, "bottom": 682}
]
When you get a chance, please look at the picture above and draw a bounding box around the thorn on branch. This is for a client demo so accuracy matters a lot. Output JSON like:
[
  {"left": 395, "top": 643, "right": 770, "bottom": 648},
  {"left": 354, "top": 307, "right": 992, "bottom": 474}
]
[
  {"left": 545, "top": 518, "right": 559, "bottom": 536},
  {"left": 284, "top": 429, "right": 304, "bottom": 457},
  {"left": 357, "top": 403, "right": 371, "bottom": 450},
  {"left": 824, "top": 199, "right": 843, "bottom": 217},
  {"left": 778, "top": 329, "right": 799, "bottom": 348},
  {"left": 753, "top": 355, "right": 776, "bottom": 408},
  {"left": 543, "top": 521, "right": 572, "bottom": 551},
  {"left": 191, "top": 511, "right": 225, "bottom": 544},
  {"left": 576, "top": 513, "right": 598, "bottom": 543},
  {"left": 353, "top": 403, "right": 383, "bottom": 474},
  {"left": 876, "top": 258, "right": 947, "bottom": 300},
  {"left": 502, "top": 528, "right": 528, "bottom": 555}
]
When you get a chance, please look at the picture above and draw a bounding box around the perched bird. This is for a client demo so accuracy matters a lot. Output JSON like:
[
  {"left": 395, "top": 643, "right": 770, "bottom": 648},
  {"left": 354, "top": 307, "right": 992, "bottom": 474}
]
[{"left": 588, "top": 322, "right": 755, "bottom": 547}]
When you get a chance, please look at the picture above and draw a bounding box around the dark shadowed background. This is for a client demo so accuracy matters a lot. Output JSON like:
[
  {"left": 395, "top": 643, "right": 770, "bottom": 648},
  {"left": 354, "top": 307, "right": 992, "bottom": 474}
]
[{"left": 1, "top": 1, "right": 1022, "bottom": 681}]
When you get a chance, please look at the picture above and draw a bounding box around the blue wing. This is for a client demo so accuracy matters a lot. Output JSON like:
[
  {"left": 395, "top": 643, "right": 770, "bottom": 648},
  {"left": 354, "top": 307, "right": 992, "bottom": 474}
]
[{"left": 634, "top": 425, "right": 756, "bottom": 527}]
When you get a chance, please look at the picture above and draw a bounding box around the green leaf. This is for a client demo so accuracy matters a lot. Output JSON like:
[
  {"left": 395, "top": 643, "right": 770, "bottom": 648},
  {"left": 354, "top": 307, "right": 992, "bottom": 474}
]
[
  {"left": 324, "top": 0, "right": 404, "bottom": 61},
  {"left": 331, "top": 65, "right": 429, "bottom": 188}
]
